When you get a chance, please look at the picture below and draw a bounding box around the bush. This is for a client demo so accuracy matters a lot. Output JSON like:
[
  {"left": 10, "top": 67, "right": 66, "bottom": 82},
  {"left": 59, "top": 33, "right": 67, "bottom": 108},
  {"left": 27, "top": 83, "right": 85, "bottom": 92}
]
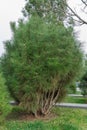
[
  {"left": 0, "top": 73, "right": 12, "bottom": 124},
  {"left": 1, "top": 16, "right": 83, "bottom": 116},
  {"left": 79, "top": 80, "right": 87, "bottom": 96},
  {"left": 67, "top": 83, "right": 76, "bottom": 94}
]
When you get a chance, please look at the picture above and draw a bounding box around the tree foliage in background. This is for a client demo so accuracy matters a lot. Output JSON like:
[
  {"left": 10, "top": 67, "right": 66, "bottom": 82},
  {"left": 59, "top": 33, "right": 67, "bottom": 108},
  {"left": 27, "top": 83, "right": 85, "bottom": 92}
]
[
  {"left": 22, "top": 0, "right": 67, "bottom": 23},
  {"left": 79, "top": 70, "right": 87, "bottom": 96},
  {"left": 79, "top": 57, "right": 87, "bottom": 96},
  {"left": 66, "top": 0, "right": 87, "bottom": 25},
  {"left": 1, "top": 16, "right": 83, "bottom": 116},
  {"left": 23, "top": 0, "right": 87, "bottom": 25},
  {"left": 67, "top": 82, "right": 77, "bottom": 94}
]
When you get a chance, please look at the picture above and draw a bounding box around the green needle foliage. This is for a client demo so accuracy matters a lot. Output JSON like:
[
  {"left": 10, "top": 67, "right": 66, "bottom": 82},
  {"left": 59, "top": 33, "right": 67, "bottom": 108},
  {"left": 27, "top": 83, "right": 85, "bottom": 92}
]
[
  {"left": 22, "top": 0, "right": 67, "bottom": 23},
  {"left": 0, "top": 73, "right": 11, "bottom": 124},
  {"left": 1, "top": 16, "right": 83, "bottom": 116}
]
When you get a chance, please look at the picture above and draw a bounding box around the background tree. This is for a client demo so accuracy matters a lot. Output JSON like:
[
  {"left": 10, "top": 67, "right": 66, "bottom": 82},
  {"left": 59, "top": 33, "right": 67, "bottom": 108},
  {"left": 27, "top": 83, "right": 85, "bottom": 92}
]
[
  {"left": 1, "top": 16, "right": 83, "bottom": 116},
  {"left": 22, "top": 0, "right": 67, "bottom": 23},
  {"left": 66, "top": 0, "right": 87, "bottom": 25},
  {"left": 67, "top": 82, "right": 77, "bottom": 94},
  {"left": 22, "top": 0, "right": 87, "bottom": 25},
  {"left": 79, "top": 72, "right": 87, "bottom": 96},
  {"left": 79, "top": 58, "right": 87, "bottom": 96}
]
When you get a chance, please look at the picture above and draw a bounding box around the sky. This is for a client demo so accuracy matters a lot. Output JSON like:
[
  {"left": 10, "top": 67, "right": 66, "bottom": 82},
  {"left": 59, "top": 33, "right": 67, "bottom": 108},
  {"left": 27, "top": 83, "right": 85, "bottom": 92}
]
[
  {"left": 0, "top": 0, "right": 25, "bottom": 56},
  {"left": 68, "top": 0, "right": 87, "bottom": 53},
  {"left": 0, "top": 0, "right": 87, "bottom": 56}
]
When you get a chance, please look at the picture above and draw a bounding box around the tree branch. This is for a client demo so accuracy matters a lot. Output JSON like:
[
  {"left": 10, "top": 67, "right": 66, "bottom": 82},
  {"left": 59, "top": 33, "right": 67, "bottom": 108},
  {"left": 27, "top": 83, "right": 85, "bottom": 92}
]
[
  {"left": 67, "top": 3, "right": 87, "bottom": 25},
  {"left": 81, "top": 0, "right": 87, "bottom": 7}
]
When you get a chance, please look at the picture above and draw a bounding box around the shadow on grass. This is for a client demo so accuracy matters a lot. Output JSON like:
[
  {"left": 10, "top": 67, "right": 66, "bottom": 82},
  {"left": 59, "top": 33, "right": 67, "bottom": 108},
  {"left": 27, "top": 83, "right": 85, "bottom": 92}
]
[
  {"left": 5, "top": 106, "right": 58, "bottom": 122},
  {"left": 5, "top": 107, "right": 34, "bottom": 121}
]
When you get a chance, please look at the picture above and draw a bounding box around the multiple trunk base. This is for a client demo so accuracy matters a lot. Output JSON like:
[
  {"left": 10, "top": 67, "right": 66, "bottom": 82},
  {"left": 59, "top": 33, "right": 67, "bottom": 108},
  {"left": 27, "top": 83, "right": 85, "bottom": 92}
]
[{"left": 19, "top": 87, "right": 66, "bottom": 117}]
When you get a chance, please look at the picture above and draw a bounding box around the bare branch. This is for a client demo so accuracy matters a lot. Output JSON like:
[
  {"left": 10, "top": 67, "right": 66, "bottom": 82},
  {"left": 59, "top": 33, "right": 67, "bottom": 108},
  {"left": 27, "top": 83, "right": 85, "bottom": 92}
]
[
  {"left": 67, "top": 3, "right": 87, "bottom": 25},
  {"left": 81, "top": 0, "right": 87, "bottom": 7}
]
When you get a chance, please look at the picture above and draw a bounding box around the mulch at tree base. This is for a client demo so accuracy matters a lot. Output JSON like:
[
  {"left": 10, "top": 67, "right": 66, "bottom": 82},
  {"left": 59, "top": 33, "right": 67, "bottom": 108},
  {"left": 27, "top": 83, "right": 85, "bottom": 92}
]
[{"left": 5, "top": 110, "right": 58, "bottom": 121}]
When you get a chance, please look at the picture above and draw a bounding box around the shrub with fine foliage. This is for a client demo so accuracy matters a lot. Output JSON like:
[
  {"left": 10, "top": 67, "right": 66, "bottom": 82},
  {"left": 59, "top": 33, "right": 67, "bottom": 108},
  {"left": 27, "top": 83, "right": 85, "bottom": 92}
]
[{"left": 1, "top": 16, "right": 83, "bottom": 116}]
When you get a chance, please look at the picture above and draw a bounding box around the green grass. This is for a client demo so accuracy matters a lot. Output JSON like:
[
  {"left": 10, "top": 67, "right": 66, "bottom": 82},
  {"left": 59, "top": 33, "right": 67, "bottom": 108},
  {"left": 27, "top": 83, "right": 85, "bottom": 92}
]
[
  {"left": 0, "top": 91, "right": 87, "bottom": 130},
  {"left": 3, "top": 108, "right": 87, "bottom": 130},
  {"left": 63, "top": 96, "right": 87, "bottom": 104}
]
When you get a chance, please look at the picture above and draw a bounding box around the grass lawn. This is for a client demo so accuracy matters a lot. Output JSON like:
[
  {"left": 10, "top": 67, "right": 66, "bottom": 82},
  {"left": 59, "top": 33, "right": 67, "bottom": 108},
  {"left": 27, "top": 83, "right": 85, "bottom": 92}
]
[
  {"left": 63, "top": 96, "right": 87, "bottom": 104},
  {"left": 0, "top": 107, "right": 87, "bottom": 130}
]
